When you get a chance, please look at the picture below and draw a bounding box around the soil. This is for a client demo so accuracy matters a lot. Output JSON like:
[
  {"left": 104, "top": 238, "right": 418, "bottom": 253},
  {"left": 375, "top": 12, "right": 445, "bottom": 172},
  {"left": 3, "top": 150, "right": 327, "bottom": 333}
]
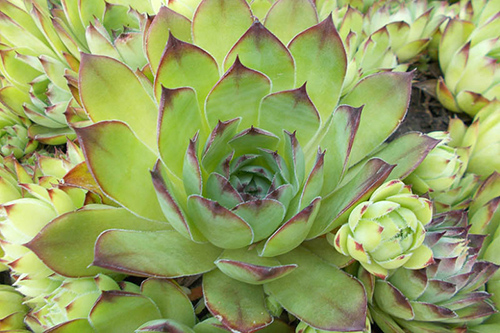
[{"left": 391, "top": 62, "right": 471, "bottom": 139}]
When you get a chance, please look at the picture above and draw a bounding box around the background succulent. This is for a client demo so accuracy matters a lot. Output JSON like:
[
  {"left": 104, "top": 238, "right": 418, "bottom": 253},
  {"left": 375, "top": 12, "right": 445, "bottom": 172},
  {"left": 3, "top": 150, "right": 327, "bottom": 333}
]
[{"left": 370, "top": 210, "right": 499, "bottom": 332}]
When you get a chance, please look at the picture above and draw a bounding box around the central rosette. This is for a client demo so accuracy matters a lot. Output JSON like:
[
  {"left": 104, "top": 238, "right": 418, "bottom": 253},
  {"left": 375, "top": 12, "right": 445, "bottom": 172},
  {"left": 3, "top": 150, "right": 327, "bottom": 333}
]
[{"left": 152, "top": 117, "right": 322, "bottom": 253}]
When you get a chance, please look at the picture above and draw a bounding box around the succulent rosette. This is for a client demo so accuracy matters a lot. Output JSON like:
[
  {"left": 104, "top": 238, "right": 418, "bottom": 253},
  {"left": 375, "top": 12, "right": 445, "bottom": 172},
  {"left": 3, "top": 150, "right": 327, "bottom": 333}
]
[
  {"left": 23, "top": 0, "right": 443, "bottom": 332},
  {"left": 405, "top": 131, "right": 464, "bottom": 195},
  {"left": 447, "top": 101, "right": 500, "bottom": 179},
  {"left": 25, "top": 275, "right": 202, "bottom": 333},
  {"left": 0, "top": 142, "right": 91, "bottom": 306},
  {"left": 0, "top": 0, "right": 151, "bottom": 144},
  {"left": 436, "top": 5, "right": 500, "bottom": 116},
  {"left": 370, "top": 210, "right": 499, "bottom": 332},
  {"left": 364, "top": 0, "right": 447, "bottom": 62},
  {"left": 330, "top": 180, "right": 434, "bottom": 279}
]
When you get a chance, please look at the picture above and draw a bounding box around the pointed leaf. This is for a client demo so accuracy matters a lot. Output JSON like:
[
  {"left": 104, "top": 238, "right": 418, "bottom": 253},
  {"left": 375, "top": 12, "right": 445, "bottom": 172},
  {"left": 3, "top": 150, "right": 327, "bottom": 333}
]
[
  {"left": 79, "top": 54, "right": 158, "bottom": 151},
  {"left": 364, "top": 132, "right": 441, "bottom": 181},
  {"left": 187, "top": 195, "right": 253, "bottom": 249},
  {"left": 154, "top": 34, "right": 219, "bottom": 108},
  {"left": 27, "top": 207, "right": 170, "bottom": 277},
  {"left": 205, "top": 173, "right": 243, "bottom": 209},
  {"left": 203, "top": 269, "right": 273, "bottom": 332},
  {"left": 206, "top": 58, "right": 271, "bottom": 129},
  {"left": 183, "top": 136, "right": 203, "bottom": 196},
  {"left": 261, "top": 198, "right": 321, "bottom": 257},
  {"left": 265, "top": 246, "right": 367, "bottom": 331},
  {"left": 89, "top": 291, "right": 161, "bottom": 332},
  {"left": 75, "top": 121, "right": 165, "bottom": 221},
  {"left": 232, "top": 199, "right": 286, "bottom": 242},
  {"left": 319, "top": 105, "right": 361, "bottom": 194},
  {"left": 264, "top": 0, "right": 318, "bottom": 45},
  {"left": 141, "top": 279, "right": 196, "bottom": 327},
  {"left": 146, "top": 7, "right": 192, "bottom": 72},
  {"left": 215, "top": 248, "right": 297, "bottom": 284},
  {"left": 202, "top": 119, "right": 240, "bottom": 173},
  {"left": 45, "top": 319, "right": 95, "bottom": 333},
  {"left": 307, "top": 158, "right": 394, "bottom": 238},
  {"left": 136, "top": 319, "right": 195, "bottom": 333},
  {"left": 94, "top": 230, "right": 222, "bottom": 277},
  {"left": 288, "top": 16, "right": 347, "bottom": 120},
  {"left": 192, "top": 0, "right": 253, "bottom": 65},
  {"left": 225, "top": 21, "right": 294, "bottom": 92},
  {"left": 259, "top": 85, "right": 320, "bottom": 145},
  {"left": 374, "top": 280, "right": 414, "bottom": 320},
  {"left": 158, "top": 87, "right": 205, "bottom": 178}
]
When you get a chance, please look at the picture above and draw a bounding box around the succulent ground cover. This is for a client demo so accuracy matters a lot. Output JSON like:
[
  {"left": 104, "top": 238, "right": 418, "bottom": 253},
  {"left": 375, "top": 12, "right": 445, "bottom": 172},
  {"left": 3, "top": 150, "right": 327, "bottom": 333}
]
[{"left": 0, "top": 0, "right": 499, "bottom": 332}]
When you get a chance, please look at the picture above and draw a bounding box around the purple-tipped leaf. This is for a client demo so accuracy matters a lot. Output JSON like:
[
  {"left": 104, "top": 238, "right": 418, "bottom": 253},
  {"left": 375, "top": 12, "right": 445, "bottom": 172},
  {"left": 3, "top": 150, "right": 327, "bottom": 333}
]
[
  {"left": 89, "top": 291, "right": 161, "bottom": 332},
  {"left": 264, "top": 0, "right": 318, "bottom": 45},
  {"left": 26, "top": 207, "right": 171, "bottom": 277},
  {"left": 158, "top": 87, "right": 205, "bottom": 178},
  {"left": 192, "top": 0, "right": 253, "bottom": 65},
  {"left": 75, "top": 121, "right": 164, "bottom": 221},
  {"left": 288, "top": 15, "right": 347, "bottom": 120},
  {"left": 93, "top": 230, "right": 222, "bottom": 277},
  {"left": 259, "top": 85, "right": 320, "bottom": 147},
  {"left": 187, "top": 195, "right": 253, "bottom": 249},
  {"left": 203, "top": 269, "right": 273, "bottom": 333},
  {"left": 232, "top": 199, "right": 286, "bottom": 242},
  {"left": 265, "top": 246, "right": 367, "bottom": 331},
  {"left": 319, "top": 105, "right": 362, "bottom": 194},
  {"left": 225, "top": 21, "right": 295, "bottom": 92},
  {"left": 215, "top": 248, "right": 297, "bottom": 284},
  {"left": 79, "top": 54, "right": 158, "bottom": 151},
  {"left": 261, "top": 198, "right": 321, "bottom": 257},
  {"left": 205, "top": 58, "right": 271, "bottom": 129},
  {"left": 307, "top": 158, "right": 394, "bottom": 238},
  {"left": 341, "top": 72, "right": 413, "bottom": 166},
  {"left": 154, "top": 34, "right": 219, "bottom": 108},
  {"left": 145, "top": 7, "right": 192, "bottom": 72}
]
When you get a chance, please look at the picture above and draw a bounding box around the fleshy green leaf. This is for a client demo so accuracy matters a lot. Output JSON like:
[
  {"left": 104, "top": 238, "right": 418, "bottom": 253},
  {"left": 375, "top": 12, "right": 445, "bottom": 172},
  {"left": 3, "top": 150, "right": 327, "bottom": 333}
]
[
  {"left": 79, "top": 54, "right": 158, "bottom": 151},
  {"left": 261, "top": 197, "right": 321, "bottom": 257},
  {"left": 205, "top": 58, "right": 271, "bottom": 129},
  {"left": 264, "top": 246, "right": 367, "bottom": 331},
  {"left": 341, "top": 72, "right": 413, "bottom": 166},
  {"left": 44, "top": 319, "right": 95, "bottom": 333},
  {"left": 259, "top": 84, "right": 320, "bottom": 145},
  {"left": 89, "top": 291, "right": 161, "bottom": 332},
  {"left": 318, "top": 105, "right": 361, "bottom": 195},
  {"left": 192, "top": 0, "right": 253, "bottom": 66},
  {"left": 232, "top": 199, "right": 286, "bottom": 242},
  {"left": 158, "top": 87, "right": 205, "bottom": 178},
  {"left": 187, "top": 195, "right": 253, "bottom": 249},
  {"left": 288, "top": 15, "right": 347, "bottom": 120},
  {"left": 145, "top": 7, "right": 192, "bottom": 73},
  {"left": 136, "top": 319, "right": 195, "bottom": 333},
  {"left": 93, "top": 230, "right": 222, "bottom": 277},
  {"left": 307, "top": 158, "right": 394, "bottom": 238},
  {"left": 141, "top": 279, "right": 196, "bottom": 327},
  {"left": 27, "top": 207, "right": 170, "bottom": 277},
  {"left": 264, "top": 0, "right": 318, "bottom": 45},
  {"left": 75, "top": 121, "right": 165, "bottom": 221},
  {"left": 203, "top": 269, "right": 273, "bottom": 332},
  {"left": 363, "top": 132, "right": 441, "bottom": 181},
  {"left": 215, "top": 247, "right": 297, "bottom": 284},
  {"left": 224, "top": 21, "right": 295, "bottom": 92},
  {"left": 154, "top": 34, "right": 219, "bottom": 108}
]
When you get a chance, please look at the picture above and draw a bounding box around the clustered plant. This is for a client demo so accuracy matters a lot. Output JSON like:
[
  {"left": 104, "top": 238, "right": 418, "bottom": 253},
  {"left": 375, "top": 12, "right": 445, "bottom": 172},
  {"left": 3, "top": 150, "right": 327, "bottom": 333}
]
[{"left": 0, "top": 0, "right": 499, "bottom": 332}]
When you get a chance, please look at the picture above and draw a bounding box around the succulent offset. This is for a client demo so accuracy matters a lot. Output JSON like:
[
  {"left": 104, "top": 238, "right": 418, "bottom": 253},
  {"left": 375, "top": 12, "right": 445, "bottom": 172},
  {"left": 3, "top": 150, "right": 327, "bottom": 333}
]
[{"left": 331, "top": 180, "right": 434, "bottom": 279}]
